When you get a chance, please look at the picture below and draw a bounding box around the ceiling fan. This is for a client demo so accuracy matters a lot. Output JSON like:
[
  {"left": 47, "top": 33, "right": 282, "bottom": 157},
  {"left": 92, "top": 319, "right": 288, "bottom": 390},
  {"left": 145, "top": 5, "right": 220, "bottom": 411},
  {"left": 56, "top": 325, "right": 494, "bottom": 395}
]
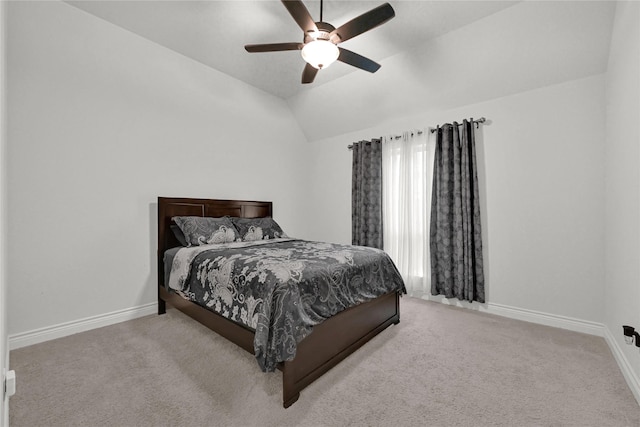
[{"left": 244, "top": 0, "right": 395, "bottom": 84}]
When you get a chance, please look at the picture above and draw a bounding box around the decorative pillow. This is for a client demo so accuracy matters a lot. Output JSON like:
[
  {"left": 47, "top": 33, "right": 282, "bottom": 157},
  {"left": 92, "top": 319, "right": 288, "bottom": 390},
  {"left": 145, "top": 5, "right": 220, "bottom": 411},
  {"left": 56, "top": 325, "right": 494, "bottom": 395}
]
[
  {"left": 231, "top": 217, "right": 288, "bottom": 242},
  {"left": 172, "top": 216, "right": 239, "bottom": 246}
]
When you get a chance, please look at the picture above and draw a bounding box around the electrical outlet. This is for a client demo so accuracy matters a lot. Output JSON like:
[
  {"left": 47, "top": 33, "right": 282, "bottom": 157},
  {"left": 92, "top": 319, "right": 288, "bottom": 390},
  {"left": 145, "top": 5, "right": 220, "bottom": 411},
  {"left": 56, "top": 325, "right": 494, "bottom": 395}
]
[{"left": 622, "top": 325, "right": 640, "bottom": 354}]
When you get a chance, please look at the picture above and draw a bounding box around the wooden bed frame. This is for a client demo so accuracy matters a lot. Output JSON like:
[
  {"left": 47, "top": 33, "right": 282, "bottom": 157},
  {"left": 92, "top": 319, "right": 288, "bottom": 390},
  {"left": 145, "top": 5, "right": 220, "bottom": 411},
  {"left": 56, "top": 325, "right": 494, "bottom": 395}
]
[{"left": 157, "top": 197, "right": 401, "bottom": 407}]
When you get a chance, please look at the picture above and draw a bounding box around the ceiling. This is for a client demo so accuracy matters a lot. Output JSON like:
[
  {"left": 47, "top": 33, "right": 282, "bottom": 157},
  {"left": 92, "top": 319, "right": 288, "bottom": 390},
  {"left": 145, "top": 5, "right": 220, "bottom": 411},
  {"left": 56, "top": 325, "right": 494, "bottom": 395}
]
[{"left": 66, "top": 0, "right": 519, "bottom": 100}]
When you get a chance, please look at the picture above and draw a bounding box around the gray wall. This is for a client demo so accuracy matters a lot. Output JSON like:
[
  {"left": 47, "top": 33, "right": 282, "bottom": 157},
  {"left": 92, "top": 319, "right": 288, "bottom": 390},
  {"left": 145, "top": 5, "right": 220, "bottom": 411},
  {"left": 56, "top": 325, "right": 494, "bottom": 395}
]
[
  {"left": 6, "top": 1, "right": 308, "bottom": 335},
  {"left": 304, "top": 76, "right": 606, "bottom": 325},
  {"left": 604, "top": 0, "right": 640, "bottom": 402}
]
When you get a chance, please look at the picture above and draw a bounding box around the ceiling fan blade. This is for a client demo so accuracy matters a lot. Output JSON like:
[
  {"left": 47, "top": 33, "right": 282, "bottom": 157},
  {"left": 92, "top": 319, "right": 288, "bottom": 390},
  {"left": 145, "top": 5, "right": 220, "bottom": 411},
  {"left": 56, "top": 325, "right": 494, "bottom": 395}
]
[
  {"left": 338, "top": 48, "right": 381, "bottom": 73},
  {"left": 245, "top": 42, "right": 303, "bottom": 53},
  {"left": 281, "top": 0, "right": 318, "bottom": 33},
  {"left": 331, "top": 3, "right": 395, "bottom": 44},
  {"left": 301, "top": 63, "right": 318, "bottom": 84}
]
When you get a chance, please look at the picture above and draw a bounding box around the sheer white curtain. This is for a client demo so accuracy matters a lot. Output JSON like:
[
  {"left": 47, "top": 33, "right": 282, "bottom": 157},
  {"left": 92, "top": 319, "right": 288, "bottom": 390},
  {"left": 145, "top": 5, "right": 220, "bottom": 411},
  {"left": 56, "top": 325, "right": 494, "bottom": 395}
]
[{"left": 382, "top": 130, "right": 435, "bottom": 298}]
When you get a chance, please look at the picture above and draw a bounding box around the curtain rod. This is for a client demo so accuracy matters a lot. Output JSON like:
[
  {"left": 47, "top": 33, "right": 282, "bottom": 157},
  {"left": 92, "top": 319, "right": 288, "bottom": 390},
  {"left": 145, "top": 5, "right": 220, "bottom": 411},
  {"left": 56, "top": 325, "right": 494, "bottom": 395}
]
[
  {"left": 347, "top": 117, "right": 487, "bottom": 150},
  {"left": 429, "top": 117, "right": 486, "bottom": 133},
  {"left": 347, "top": 130, "right": 423, "bottom": 150}
]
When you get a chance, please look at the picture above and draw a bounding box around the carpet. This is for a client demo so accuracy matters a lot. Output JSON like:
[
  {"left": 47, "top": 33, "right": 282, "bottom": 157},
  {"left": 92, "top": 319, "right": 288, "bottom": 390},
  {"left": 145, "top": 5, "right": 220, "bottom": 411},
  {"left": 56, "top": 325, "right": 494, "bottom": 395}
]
[{"left": 9, "top": 297, "right": 640, "bottom": 426}]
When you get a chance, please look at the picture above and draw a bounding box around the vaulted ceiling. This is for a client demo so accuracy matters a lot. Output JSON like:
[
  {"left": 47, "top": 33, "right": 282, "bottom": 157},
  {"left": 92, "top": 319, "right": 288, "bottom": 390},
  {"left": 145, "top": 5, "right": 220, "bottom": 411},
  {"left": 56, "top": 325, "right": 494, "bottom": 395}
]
[
  {"left": 65, "top": 1, "right": 616, "bottom": 141},
  {"left": 67, "top": 1, "right": 519, "bottom": 99}
]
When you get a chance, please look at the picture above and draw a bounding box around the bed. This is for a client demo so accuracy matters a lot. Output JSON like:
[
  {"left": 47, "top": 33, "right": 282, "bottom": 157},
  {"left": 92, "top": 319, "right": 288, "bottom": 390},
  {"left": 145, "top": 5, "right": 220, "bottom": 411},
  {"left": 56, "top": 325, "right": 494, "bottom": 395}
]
[{"left": 157, "top": 197, "right": 405, "bottom": 407}]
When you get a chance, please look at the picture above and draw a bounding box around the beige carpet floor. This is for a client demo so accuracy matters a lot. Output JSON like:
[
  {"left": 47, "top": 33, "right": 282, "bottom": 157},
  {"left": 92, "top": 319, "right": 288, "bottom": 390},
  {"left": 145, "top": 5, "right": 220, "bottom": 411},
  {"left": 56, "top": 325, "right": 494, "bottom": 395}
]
[{"left": 9, "top": 297, "right": 640, "bottom": 426}]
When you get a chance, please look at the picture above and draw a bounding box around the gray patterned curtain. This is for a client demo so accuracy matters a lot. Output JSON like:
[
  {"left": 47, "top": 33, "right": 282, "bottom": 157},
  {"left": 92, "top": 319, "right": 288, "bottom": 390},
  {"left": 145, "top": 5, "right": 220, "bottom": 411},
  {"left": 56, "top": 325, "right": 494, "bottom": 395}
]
[
  {"left": 430, "top": 120, "right": 485, "bottom": 303},
  {"left": 352, "top": 139, "right": 383, "bottom": 249}
]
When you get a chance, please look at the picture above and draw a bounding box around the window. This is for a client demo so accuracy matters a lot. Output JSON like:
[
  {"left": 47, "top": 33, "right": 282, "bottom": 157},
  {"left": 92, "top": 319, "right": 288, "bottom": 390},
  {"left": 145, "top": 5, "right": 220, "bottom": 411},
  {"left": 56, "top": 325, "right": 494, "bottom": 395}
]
[{"left": 382, "top": 131, "right": 434, "bottom": 297}]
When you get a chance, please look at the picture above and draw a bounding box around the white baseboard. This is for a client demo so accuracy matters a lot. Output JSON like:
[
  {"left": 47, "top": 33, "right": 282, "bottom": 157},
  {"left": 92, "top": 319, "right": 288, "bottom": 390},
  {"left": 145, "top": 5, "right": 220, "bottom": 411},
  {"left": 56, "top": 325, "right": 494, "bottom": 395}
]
[
  {"left": 483, "top": 302, "right": 605, "bottom": 336},
  {"left": 8, "top": 302, "right": 157, "bottom": 350},
  {"left": 604, "top": 327, "right": 640, "bottom": 405},
  {"left": 420, "top": 295, "right": 605, "bottom": 336}
]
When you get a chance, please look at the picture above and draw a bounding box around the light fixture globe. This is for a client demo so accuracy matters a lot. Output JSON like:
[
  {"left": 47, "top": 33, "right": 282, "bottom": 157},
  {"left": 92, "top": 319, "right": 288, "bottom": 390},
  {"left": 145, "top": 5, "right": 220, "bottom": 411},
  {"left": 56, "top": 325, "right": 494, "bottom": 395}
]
[{"left": 301, "top": 39, "right": 339, "bottom": 69}]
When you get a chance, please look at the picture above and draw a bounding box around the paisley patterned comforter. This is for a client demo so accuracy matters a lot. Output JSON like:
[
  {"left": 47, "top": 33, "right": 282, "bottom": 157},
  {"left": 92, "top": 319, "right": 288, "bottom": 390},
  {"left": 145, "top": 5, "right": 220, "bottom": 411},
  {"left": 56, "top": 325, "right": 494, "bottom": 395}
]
[{"left": 167, "top": 239, "right": 406, "bottom": 372}]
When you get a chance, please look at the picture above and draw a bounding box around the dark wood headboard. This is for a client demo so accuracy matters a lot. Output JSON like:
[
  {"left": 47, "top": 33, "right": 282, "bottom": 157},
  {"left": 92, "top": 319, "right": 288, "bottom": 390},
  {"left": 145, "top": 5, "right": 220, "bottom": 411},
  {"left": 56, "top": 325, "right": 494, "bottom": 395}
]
[{"left": 157, "top": 197, "right": 273, "bottom": 294}]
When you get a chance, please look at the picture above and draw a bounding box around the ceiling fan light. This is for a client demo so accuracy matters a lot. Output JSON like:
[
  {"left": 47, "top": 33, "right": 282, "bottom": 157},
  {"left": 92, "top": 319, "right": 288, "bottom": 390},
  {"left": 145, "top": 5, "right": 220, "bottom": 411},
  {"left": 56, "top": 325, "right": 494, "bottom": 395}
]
[{"left": 301, "top": 40, "right": 339, "bottom": 69}]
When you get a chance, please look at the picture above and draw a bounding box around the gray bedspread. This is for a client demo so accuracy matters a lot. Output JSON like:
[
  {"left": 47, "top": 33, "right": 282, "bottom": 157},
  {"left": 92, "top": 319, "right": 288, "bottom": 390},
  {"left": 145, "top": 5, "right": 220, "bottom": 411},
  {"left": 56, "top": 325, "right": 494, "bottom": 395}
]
[{"left": 167, "top": 239, "right": 406, "bottom": 372}]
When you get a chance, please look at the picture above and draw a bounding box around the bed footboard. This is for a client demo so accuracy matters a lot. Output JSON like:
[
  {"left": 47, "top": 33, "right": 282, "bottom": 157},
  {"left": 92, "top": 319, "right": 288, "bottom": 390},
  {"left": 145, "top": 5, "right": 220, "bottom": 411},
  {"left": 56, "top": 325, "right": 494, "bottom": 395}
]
[
  {"left": 160, "top": 287, "right": 400, "bottom": 408},
  {"left": 281, "top": 291, "right": 400, "bottom": 407}
]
